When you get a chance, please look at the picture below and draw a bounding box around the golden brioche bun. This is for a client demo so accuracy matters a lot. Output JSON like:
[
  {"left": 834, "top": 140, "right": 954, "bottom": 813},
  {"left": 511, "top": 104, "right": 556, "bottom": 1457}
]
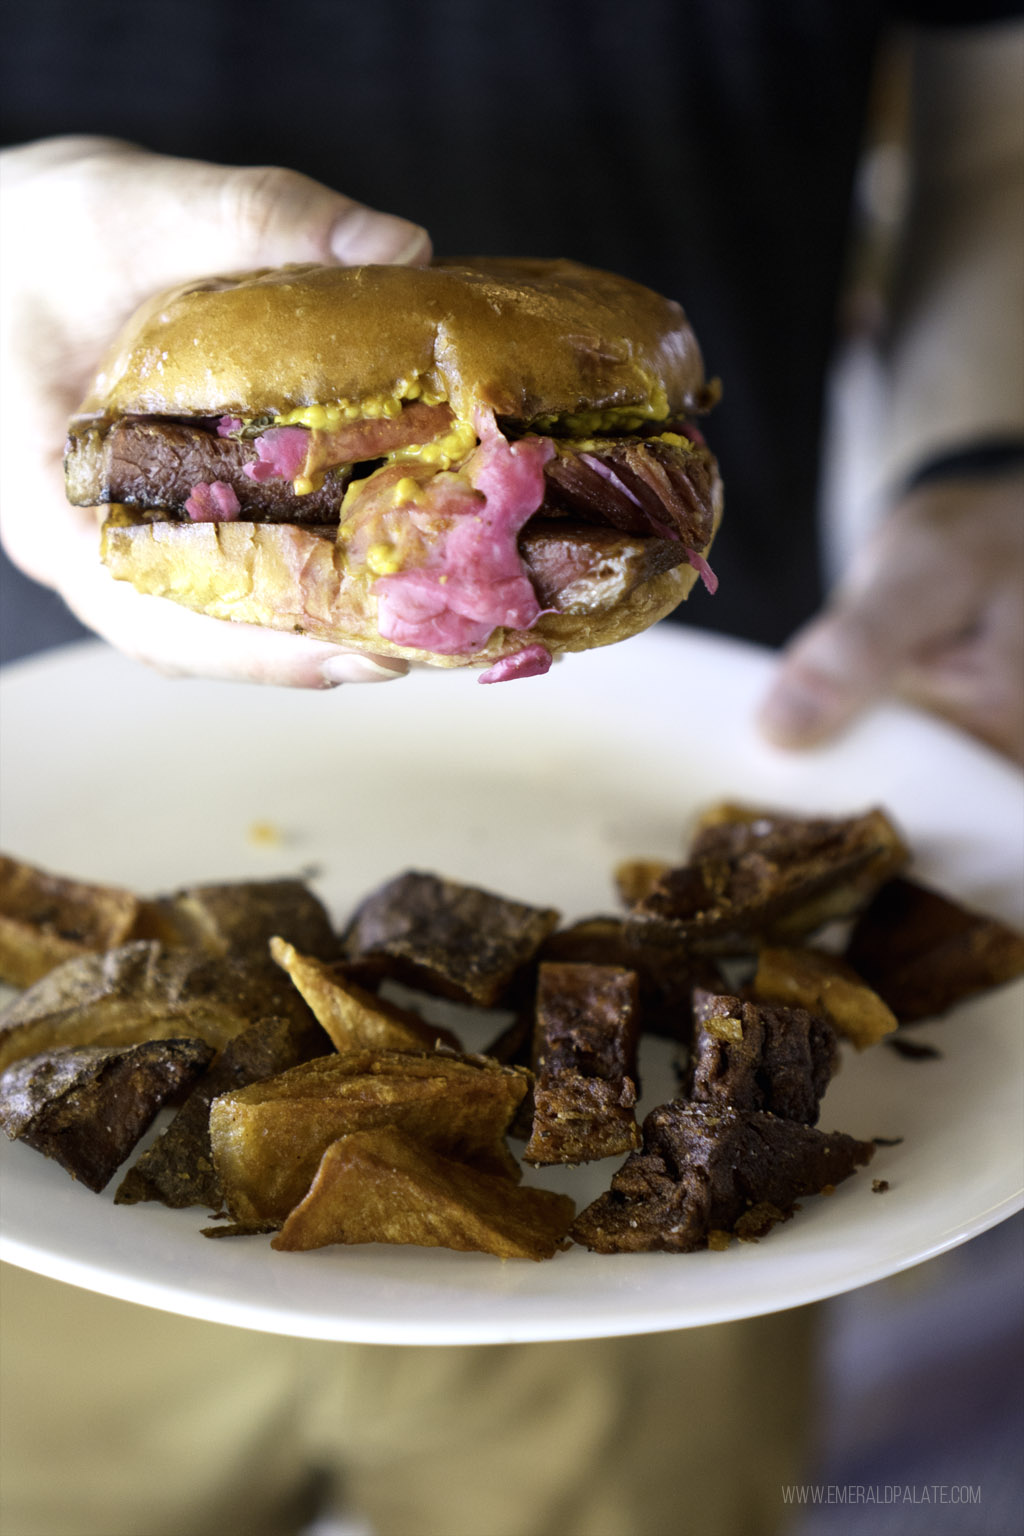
[{"left": 74, "top": 258, "right": 709, "bottom": 426}]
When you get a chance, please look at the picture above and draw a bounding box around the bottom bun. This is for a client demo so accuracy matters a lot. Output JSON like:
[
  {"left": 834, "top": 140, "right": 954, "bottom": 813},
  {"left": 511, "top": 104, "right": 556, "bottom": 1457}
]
[{"left": 100, "top": 513, "right": 708, "bottom": 668}]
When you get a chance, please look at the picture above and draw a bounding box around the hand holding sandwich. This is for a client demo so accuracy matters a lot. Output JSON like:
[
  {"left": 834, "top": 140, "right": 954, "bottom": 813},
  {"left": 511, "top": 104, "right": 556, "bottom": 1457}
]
[
  {"left": 0, "top": 136, "right": 429, "bottom": 686},
  {"left": 3, "top": 136, "right": 721, "bottom": 689}
]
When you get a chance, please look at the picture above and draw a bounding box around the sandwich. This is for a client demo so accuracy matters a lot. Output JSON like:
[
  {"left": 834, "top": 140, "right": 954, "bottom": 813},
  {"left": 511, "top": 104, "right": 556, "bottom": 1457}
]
[{"left": 65, "top": 258, "right": 722, "bottom": 682}]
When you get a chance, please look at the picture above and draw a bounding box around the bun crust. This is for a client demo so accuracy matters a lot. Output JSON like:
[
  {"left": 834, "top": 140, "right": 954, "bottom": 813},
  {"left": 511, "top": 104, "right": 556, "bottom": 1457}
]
[
  {"left": 100, "top": 517, "right": 705, "bottom": 668},
  {"left": 75, "top": 258, "right": 708, "bottom": 425}
]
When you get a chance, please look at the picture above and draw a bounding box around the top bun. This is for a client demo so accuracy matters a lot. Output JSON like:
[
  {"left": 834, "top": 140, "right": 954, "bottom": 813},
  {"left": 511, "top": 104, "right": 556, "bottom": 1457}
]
[{"left": 74, "top": 257, "right": 709, "bottom": 426}]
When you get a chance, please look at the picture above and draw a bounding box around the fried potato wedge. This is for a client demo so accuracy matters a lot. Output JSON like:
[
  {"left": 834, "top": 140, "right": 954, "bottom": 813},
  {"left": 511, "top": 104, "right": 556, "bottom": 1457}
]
[
  {"left": 687, "top": 803, "right": 910, "bottom": 940},
  {"left": 342, "top": 871, "right": 560, "bottom": 1006},
  {"left": 688, "top": 989, "right": 839, "bottom": 1123},
  {"left": 629, "top": 806, "right": 910, "bottom": 954},
  {"left": 571, "top": 1102, "right": 875, "bottom": 1254},
  {"left": 524, "top": 963, "right": 642, "bottom": 1165},
  {"left": 272, "top": 1127, "right": 576, "bottom": 1259},
  {"left": 753, "top": 946, "right": 898, "bottom": 1050},
  {"left": 115, "top": 1016, "right": 304, "bottom": 1208},
  {"left": 0, "top": 859, "right": 339, "bottom": 990},
  {"left": 538, "top": 916, "right": 725, "bottom": 1043},
  {"left": 845, "top": 876, "right": 1024, "bottom": 1023},
  {"left": 209, "top": 1048, "right": 530, "bottom": 1227},
  {"left": 137, "top": 879, "right": 339, "bottom": 961},
  {"left": 0, "top": 941, "right": 315, "bottom": 1074},
  {"left": 613, "top": 859, "right": 671, "bottom": 908},
  {"left": 0, "top": 1038, "right": 213, "bottom": 1191},
  {"left": 0, "top": 854, "right": 140, "bottom": 988},
  {"left": 269, "top": 938, "right": 461, "bottom": 1053}
]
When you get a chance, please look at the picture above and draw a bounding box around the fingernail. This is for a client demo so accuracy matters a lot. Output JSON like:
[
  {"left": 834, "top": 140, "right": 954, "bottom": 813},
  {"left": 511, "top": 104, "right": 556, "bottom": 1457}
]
[
  {"left": 329, "top": 209, "right": 431, "bottom": 267},
  {"left": 321, "top": 654, "right": 409, "bottom": 686},
  {"left": 759, "top": 679, "right": 830, "bottom": 745}
]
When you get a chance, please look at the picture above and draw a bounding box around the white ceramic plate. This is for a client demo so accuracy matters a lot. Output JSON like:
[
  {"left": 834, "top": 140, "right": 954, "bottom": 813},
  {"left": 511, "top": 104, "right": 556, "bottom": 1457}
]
[{"left": 1, "top": 629, "right": 1022, "bottom": 1344}]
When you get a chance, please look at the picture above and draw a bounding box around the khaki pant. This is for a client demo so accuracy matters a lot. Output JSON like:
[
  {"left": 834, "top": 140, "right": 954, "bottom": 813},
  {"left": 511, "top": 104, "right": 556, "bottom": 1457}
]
[{"left": 0, "top": 1263, "right": 813, "bottom": 1536}]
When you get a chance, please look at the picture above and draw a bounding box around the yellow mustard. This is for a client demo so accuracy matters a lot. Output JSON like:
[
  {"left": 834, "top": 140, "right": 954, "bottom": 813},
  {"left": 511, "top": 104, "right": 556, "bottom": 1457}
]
[
  {"left": 392, "top": 476, "right": 422, "bottom": 505},
  {"left": 386, "top": 417, "right": 478, "bottom": 472},
  {"left": 273, "top": 376, "right": 446, "bottom": 429},
  {"left": 531, "top": 385, "right": 671, "bottom": 437},
  {"left": 339, "top": 481, "right": 363, "bottom": 516},
  {"left": 365, "top": 542, "right": 402, "bottom": 575},
  {"left": 262, "top": 384, "right": 691, "bottom": 501},
  {"left": 567, "top": 427, "right": 697, "bottom": 455}
]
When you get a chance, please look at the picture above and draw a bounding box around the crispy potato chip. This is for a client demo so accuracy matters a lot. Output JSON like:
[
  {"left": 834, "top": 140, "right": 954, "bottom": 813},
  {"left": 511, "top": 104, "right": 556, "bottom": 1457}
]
[
  {"left": 209, "top": 1048, "right": 529, "bottom": 1226},
  {"left": 272, "top": 1126, "right": 575, "bottom": 1259},
  {"left": 0, "top": 941, "right": 315, "bottom": 1074},
  {"left": 753, "top": 947, "right": 898, "bottom": 1050},
  {"left": 0, "top": 854, "right": 140, "bottom": 988},
  {"left": 270, "top": 938, "right": 461, "bottom": 1053},
  {"left": 0, "top": 1038, "right": 213, "bottom": 1191}
]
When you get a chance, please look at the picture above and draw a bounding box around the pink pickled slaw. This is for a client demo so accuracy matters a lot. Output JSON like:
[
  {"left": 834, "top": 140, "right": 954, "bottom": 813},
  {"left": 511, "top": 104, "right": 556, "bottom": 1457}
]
[
  {"left": 184, "top": 481, "right": 241, "bottom": 521},
  {"left": 372, "top": 409, "right": 554, "bottom": 655},
  {"left": 242, "top": 427, "right": 309, "bottom": 483},
  {"left": 478, "top": 644, "right": 554, "bottom": 684}
]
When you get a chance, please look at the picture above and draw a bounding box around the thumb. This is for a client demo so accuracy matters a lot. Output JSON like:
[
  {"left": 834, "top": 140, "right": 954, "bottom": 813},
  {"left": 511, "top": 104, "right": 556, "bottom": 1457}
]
[
  {"left": 60, "top": 141, "right": 432, "bottom": 309},
  {"left": 170, "top": 157, "right": 433, "bottom": 269}
]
